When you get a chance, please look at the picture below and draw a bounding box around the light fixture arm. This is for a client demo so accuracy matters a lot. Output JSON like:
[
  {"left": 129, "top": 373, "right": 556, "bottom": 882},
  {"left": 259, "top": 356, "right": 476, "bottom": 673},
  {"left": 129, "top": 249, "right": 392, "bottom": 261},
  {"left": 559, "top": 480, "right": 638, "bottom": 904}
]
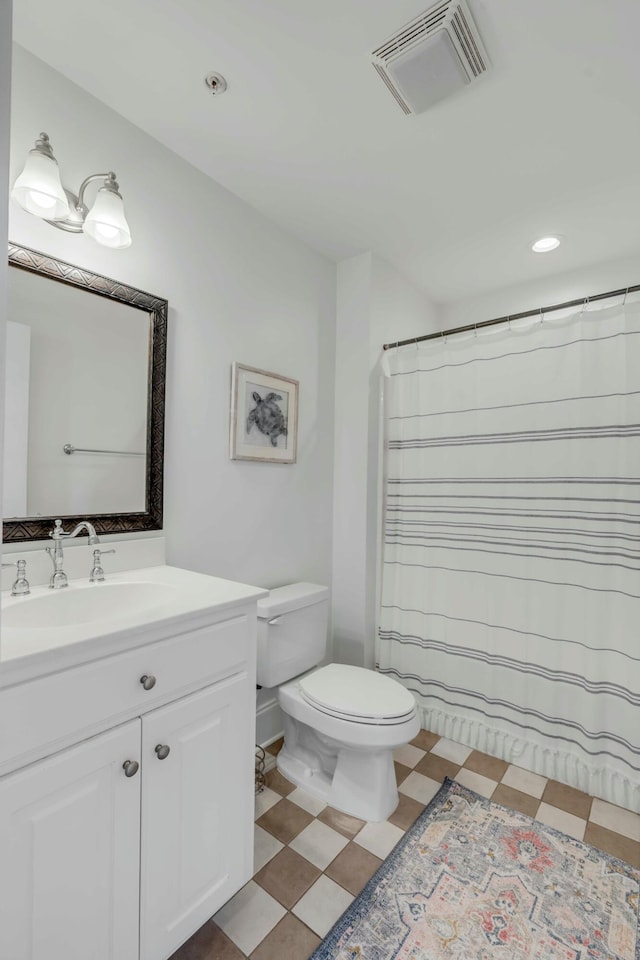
[
  {"left": 49, "top": 171, "right": 122, "bottom": 234},
  {"left": 76, "top": 171, "right": 121, "bottom": 212}
]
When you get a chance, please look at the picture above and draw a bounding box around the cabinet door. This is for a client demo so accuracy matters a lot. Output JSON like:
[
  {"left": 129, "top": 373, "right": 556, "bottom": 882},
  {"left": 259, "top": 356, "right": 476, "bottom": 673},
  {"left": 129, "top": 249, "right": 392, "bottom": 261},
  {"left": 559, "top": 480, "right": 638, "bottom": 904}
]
[
  {"left": 140, "top": 674, "right": 254, "bottom": 960},
  {"left": 0, "top": 720, "right": 141, "bottom": 960}
]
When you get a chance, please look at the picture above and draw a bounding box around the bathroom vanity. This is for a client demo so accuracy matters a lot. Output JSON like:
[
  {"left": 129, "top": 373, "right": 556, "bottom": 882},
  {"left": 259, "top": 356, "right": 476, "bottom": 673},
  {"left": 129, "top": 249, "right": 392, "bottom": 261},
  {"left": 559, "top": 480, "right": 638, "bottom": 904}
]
[{"left": 0, "top": 562, "right": 266, "bottom": 960}]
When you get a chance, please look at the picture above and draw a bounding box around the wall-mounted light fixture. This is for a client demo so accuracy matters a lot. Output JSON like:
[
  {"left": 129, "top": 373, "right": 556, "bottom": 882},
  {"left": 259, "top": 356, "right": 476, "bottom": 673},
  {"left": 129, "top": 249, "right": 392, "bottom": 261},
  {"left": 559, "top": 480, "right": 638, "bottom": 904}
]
[{"left": 11, "top": 133, "right": 132, "bottom": 249}]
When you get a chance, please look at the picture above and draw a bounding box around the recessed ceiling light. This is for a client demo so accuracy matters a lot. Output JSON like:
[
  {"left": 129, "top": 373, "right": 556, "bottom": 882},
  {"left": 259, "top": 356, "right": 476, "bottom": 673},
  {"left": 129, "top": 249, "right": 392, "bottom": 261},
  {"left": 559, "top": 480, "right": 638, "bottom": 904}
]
[{"left": 531, "top": 235, "right": 561, "bottom": 253}]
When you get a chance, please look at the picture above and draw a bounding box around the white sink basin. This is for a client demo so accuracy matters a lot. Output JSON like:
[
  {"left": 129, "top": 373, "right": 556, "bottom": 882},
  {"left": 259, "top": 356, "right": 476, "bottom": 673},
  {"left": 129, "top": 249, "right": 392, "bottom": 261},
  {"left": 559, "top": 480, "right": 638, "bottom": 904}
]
[{"left": 2, "top": 581, "right": 177, "bottom": 629}]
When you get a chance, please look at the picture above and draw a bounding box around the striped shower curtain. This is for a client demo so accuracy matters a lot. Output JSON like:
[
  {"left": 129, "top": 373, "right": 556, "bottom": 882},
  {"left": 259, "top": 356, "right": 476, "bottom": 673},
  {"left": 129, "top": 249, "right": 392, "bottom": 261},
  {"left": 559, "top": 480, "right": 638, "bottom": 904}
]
[{"left": 378, "top": 301, "right": 640, "bottom": 812}]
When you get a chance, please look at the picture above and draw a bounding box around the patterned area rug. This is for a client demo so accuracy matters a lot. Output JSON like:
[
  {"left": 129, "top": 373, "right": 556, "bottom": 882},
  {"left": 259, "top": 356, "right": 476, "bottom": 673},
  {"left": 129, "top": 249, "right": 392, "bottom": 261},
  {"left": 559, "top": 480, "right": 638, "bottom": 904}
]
[{"left": 311, "top": 779, "right": 640, "bottom": 960}]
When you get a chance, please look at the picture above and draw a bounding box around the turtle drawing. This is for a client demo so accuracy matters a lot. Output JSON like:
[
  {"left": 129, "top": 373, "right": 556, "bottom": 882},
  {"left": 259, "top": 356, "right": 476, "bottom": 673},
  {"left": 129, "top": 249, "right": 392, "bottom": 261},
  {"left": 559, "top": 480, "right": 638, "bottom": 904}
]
[{"left": 246, "top": 391, "right": 288, "bottom": 447}]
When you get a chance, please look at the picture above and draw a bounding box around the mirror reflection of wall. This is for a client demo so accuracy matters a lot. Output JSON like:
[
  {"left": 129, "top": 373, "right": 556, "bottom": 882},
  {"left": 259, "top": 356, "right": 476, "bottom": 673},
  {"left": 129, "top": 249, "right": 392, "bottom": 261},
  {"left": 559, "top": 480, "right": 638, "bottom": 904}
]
[
  {"left": 2, "top": 320, "right": 30, "bottom": 516},
  {"left": 3, "top": 266, "right": 151, "bottom": 519}
]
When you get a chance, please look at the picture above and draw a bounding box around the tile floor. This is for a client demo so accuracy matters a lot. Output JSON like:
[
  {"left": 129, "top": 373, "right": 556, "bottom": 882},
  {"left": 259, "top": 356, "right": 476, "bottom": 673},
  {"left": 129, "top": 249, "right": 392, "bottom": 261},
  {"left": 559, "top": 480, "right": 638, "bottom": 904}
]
[{"left": 170, "top": 729, "right": 640, "bottom": 960}]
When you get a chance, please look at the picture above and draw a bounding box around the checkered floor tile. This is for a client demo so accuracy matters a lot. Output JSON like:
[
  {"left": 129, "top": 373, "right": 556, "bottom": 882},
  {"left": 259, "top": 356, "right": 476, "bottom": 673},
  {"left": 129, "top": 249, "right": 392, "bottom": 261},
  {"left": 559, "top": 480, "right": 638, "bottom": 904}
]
[{"left": 170, "top": 729, "right": 640, "bottom": 960}]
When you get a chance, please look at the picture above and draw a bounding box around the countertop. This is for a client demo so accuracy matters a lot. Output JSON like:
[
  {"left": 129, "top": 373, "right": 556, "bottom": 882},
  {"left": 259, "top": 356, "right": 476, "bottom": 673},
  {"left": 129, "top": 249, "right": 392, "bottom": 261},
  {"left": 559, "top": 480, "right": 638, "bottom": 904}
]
[{"left": 0, "top": 565, "right": 267, "bottom": 688}]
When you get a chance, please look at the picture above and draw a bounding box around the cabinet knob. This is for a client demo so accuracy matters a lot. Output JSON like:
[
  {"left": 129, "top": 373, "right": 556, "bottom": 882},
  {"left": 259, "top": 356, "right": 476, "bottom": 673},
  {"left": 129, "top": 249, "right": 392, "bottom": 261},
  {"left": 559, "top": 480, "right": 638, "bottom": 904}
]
[
  {"left": 122, "top": 759, "right": 139, "bottom": 778},
  {"left": 155, "top": 744, "right": 171, "bottom": 760},
  {"left": 140, "top": 674, "right": 157, "bottom": 690}
]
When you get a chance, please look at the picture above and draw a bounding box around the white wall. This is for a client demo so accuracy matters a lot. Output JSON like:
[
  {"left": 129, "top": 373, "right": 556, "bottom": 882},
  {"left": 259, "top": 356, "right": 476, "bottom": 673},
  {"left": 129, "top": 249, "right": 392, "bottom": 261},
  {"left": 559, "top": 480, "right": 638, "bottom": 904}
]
[
  {"left": 2, "top": 321, "right": 29, "bottom": 516},
  {"left": 8, "top": 46, "right": 336, "bottom": 597},
  {"left": 440, "top": 255, "right": 640, "bottom": 330},
  {"left": 332, "top": 254, "right": 372, "bottom": 668},
  {"left": 332, "top": 253, "right": 441, "bottom": 670},
  {"left": 0, "top": 3, "right": 12, "bottom": 560}
]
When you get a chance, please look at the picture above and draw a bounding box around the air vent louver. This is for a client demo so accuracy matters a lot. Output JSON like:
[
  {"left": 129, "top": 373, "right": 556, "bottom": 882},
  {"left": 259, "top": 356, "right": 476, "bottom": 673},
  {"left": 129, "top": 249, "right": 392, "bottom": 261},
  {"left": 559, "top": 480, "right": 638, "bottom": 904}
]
[{"left": 371, "top": 0, "right": 489, "bottom": 115}]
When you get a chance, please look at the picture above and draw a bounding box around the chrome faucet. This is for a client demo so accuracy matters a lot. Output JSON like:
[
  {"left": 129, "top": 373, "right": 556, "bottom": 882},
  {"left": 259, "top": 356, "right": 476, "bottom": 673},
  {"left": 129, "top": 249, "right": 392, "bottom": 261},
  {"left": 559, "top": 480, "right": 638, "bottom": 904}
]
[{"left": 46, "top": 519, "right": 100, "bottom": 589}]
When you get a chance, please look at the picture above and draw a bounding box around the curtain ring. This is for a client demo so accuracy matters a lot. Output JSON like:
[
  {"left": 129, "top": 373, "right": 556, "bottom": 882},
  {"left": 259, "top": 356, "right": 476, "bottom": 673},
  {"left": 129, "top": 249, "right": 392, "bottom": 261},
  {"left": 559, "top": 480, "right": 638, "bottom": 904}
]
[
  {"left": 579, "top": 297, "right": 588, "bottom": 317},
  {"left": 539, "top": 306, "right": 544, "bottom": 324},
  {"left": 623, "top": 287, "right": 629, "bottom": 307},
  {"left": 415, "top": 336, "right": 419, "bottom": 352},
  {"left": 474, "top": 321, "right": 477, "bottom": 338}
]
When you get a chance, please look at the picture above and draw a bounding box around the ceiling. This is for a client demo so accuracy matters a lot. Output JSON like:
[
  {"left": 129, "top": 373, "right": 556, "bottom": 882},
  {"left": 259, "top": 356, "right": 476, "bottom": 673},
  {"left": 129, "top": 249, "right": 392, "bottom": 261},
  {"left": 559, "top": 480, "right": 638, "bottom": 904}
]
[{"left": 12, "top": 0, "right": 640, "bottom": 302}]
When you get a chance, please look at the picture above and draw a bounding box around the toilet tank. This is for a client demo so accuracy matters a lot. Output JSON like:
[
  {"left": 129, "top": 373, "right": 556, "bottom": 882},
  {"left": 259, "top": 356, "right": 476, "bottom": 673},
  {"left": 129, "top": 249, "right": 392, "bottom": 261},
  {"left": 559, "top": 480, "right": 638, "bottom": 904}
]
[{"left": 256, "top": 582, "right": 329, "bottom": 688}]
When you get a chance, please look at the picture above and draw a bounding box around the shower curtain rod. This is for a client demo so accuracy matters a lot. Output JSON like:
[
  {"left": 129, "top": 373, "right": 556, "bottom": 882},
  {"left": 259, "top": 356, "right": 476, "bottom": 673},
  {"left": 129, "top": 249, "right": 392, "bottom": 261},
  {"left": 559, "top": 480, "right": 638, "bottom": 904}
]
[{"left": 382, "top": 281, "right": 640, "bottom": 351}]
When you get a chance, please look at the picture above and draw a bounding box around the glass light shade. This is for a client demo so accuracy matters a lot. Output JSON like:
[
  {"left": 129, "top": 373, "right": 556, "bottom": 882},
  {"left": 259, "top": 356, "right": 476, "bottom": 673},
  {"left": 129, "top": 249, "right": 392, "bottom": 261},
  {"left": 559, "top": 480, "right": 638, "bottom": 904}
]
[
  {"left": 11, "top": 151, "right": 70, "bottom": 220},
  {"left": 83, "top": 187, "right": 132, "bottom": 248}
]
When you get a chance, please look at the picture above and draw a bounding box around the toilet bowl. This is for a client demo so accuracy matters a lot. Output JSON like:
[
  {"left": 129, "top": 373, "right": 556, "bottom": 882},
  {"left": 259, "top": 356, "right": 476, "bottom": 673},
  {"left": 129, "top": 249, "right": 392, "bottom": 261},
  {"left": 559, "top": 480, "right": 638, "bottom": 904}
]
[
  {"left": 277, "top": 663, "right": 419, "bottom": 820},
  {"left": 256, "top": 584, "right": 419, "bottom": 821}
]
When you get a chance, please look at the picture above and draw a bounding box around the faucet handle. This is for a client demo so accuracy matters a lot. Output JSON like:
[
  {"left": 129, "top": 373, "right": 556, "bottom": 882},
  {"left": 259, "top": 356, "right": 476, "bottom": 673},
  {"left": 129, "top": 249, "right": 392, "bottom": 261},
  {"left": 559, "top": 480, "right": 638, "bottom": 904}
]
[
  {"left": 90, "top": 547, "right": 116, "bottom": 583},
  {"left": 51, "top": 519, "right": 69, "bottom": 539},
  {"left": 2, "top": 559, "right": 31, "bottom": 596}
]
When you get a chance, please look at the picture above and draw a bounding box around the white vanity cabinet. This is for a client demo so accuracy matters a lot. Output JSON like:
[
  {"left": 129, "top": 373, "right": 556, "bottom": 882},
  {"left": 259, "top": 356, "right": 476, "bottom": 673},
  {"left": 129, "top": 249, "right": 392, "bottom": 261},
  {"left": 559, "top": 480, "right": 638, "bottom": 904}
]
[
  {"left": 140, "top": 675, "right": 252, "bottom": 960},
  {"left": 0, "top": 720, "right": 142, "bottom": 960},
  {"left": 0, "top": 585, "right": 261, "bottom": 960}
]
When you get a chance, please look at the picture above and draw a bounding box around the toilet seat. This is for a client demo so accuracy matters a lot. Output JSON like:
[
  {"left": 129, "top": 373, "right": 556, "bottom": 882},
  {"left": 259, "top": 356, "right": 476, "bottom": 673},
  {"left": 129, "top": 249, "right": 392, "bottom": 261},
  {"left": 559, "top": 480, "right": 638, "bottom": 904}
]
[{"left": 298, "top": 664, "right": 417, "bottom": 726}]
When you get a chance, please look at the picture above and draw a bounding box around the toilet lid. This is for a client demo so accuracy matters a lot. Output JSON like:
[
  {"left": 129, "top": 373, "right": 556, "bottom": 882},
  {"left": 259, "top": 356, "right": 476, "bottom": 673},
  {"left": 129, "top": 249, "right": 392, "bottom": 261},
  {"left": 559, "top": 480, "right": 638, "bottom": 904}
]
[{"left": 298, "top": 664, "right": 416, "bottom": 723}]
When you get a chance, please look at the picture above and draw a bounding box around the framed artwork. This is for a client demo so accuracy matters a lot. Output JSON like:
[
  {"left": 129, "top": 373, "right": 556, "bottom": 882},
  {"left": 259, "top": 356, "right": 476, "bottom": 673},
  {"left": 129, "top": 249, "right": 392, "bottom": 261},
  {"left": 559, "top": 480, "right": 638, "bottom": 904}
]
[{"left": 230, "top": 363, "right": 299, "bottom": 463}]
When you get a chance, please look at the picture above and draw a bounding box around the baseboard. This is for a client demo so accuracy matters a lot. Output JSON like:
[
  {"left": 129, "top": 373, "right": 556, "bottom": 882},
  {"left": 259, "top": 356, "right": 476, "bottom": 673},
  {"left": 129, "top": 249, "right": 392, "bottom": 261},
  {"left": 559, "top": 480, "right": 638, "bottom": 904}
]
[{"left": 419, "top": 703, "right": 640, "bottom": 815}]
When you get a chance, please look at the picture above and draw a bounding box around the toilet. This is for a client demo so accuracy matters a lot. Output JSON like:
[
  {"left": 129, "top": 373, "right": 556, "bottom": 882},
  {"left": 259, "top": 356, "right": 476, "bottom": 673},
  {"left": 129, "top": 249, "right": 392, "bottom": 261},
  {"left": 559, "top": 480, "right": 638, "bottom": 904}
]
[{"left": 256, "top": 582, "right": 420, "bottom": 821}]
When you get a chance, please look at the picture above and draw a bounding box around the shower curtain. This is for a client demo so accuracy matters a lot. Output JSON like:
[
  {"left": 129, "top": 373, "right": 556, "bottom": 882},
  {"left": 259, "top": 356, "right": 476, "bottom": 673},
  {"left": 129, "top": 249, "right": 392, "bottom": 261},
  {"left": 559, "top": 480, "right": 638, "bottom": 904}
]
[{"left": 378, "top": 301, "right": 640, "bottom": 812}]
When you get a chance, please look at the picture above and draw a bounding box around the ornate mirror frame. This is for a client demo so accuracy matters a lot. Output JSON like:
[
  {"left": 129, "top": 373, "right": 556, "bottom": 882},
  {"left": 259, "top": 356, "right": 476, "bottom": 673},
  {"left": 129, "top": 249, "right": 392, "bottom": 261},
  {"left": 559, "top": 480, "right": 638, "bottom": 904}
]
[{"left": 4, "top": 242, "right": 167, "bottom": 542}]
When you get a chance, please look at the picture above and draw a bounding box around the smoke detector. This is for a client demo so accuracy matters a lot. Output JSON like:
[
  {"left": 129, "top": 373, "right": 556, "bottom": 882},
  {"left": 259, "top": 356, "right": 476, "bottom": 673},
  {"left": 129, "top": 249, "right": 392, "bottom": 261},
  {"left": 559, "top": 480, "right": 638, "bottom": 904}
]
[
  {"left": 371, "top": 0, "right": 489, "bottom": 115},
  {"left": 204, "top": 72, "right": 228, "bottom": 96}
]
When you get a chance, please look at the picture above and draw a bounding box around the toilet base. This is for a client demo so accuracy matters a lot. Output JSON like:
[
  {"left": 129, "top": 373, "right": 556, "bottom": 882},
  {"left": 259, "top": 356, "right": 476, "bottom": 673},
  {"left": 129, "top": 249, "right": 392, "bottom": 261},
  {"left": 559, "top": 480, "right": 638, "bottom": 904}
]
[{"left": 277, "top": 715, "right": 401, "bottom": 822}]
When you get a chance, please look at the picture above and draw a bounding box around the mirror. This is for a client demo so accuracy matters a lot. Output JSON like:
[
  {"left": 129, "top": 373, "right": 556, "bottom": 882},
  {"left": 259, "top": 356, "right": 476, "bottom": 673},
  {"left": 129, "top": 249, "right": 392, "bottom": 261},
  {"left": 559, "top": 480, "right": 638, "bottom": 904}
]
[{"left": 3, "top": 242, "right": 167, "bottom": 542}]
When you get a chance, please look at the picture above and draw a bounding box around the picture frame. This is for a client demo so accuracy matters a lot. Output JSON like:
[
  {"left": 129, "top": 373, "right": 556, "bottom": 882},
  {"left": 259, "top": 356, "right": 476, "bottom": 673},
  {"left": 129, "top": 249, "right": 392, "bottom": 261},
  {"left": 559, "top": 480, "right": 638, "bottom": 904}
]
[{"left": 230, "top": 363, "right": 299, "bottom": 463}]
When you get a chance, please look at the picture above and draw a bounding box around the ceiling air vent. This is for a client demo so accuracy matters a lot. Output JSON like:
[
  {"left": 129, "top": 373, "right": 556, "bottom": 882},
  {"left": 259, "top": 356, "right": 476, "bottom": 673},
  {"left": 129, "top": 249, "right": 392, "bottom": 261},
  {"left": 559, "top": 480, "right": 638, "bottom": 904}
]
[{"left": 371, "top": 0, "right": 489, "bottom": 115}]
